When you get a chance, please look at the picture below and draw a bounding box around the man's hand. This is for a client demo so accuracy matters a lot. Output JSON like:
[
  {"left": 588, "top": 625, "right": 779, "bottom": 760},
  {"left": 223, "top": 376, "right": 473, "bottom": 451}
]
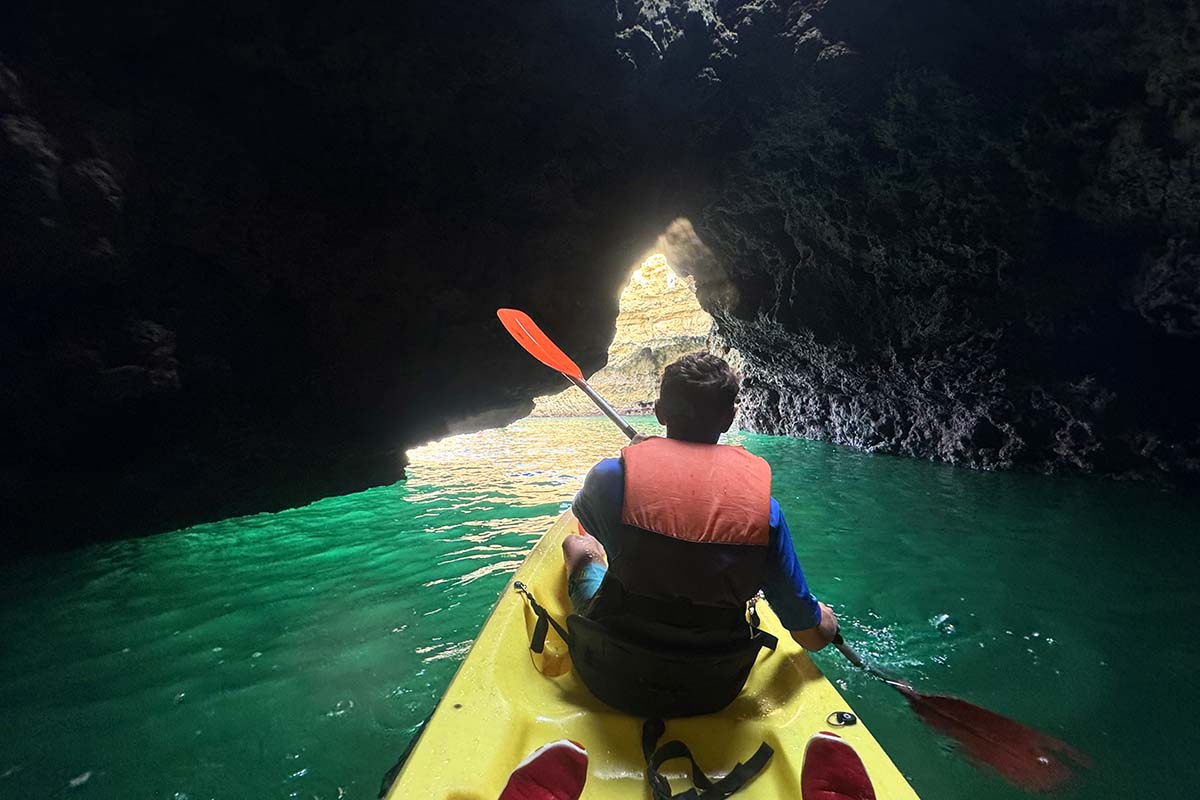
[
  {"left": 629, "top": 433, "right": 654, "bottom": 445},
  {"left": 790, "top": 601, "right": 840, "bottom": 652}
]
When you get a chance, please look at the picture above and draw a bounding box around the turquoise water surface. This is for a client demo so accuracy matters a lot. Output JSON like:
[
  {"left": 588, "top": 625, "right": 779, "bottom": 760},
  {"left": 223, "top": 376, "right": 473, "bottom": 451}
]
[{"left": 2, "top": 416, "right": 1198, "bottom": 799}]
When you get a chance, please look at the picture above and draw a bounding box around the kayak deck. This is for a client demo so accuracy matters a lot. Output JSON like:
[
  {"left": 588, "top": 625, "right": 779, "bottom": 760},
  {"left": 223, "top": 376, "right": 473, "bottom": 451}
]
[{"left": 389, "top": 511, "right": 921, "bottom": 798}]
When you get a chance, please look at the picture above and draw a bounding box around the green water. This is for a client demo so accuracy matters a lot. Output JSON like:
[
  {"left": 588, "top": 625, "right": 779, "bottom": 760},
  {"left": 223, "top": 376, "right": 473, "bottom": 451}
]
[{"left": 2, "top": 417, "right": 1198, "bottom": 799}]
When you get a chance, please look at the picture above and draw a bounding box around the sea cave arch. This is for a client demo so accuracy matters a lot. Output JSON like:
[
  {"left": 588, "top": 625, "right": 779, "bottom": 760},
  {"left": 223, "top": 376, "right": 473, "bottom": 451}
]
[{"left": 530, "top": 218, "right": 742, "bottom": 421}]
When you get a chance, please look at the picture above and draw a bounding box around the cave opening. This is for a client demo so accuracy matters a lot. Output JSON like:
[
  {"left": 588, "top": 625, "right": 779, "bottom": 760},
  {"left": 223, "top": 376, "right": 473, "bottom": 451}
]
[
  {"left": 530, "top": 247, "right": 724, "bottom": 419},
  {"left": 407, "top": 218, "right": 739, "bottom": 464}
]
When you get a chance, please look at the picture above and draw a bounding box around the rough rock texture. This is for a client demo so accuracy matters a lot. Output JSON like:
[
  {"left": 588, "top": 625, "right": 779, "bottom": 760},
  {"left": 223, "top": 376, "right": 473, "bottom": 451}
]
[
  {"left": 3, "top": 1, "right": 1199, "bottom": 553},
  {"left": 637, "top": 0, "right": 1200, "bottom": 477},
  {"left": 533, "top": 254, "right": 715, "bottom": 416},
  {"left": 0, "top": 2, "right": 667, "bottom": 554}
]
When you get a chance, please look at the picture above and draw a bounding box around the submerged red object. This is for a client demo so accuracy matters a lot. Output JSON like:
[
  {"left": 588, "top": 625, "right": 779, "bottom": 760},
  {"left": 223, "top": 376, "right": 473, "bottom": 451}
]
[
  {"left": 897, "top": 686, "right": 1092, "bottom": 792},
  {"left": 801, "top": 731, "right": 877, "bottom": 800}
]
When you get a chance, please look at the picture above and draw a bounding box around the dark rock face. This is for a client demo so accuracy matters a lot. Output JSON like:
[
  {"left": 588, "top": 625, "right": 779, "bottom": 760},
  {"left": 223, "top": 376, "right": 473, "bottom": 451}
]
[
  {"left": 641, "top": 0, "right": 1200, "bottom": 477},
  {"left": 2, "top": 1, "right": 1198, "bottom": 553},
  {"left": 0, "top": 2, "right": 669, "bottom": 554}
]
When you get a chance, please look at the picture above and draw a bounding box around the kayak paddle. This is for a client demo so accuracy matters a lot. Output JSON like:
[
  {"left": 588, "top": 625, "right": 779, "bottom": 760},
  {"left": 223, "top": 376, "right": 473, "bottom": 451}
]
[
  {"left": 497, "top": 308, "right": 639, "bottom": 440},
  {"left": 833, "top": 636, "right": 1090, "bottom": 791},
  {"left": 496, "top": 306, "right": 1089, "bottom": 792}
]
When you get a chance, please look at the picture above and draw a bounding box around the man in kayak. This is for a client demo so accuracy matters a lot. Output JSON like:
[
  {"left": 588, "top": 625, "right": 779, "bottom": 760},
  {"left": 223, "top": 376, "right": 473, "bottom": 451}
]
[{"left": 564, "top": 352, "right": 839, "bottom": 686}]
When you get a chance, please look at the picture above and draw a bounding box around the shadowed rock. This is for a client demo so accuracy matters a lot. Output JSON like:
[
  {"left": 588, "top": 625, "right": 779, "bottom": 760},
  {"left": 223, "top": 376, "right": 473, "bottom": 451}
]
[{"left": 1, "top": 1, "right": 1198, "bottom": 554}]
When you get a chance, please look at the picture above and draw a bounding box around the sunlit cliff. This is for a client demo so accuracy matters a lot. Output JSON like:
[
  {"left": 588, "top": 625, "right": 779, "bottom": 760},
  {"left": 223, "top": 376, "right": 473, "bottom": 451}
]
[{"left": 533, "top": 254, "right": 720, "bottom": 416}]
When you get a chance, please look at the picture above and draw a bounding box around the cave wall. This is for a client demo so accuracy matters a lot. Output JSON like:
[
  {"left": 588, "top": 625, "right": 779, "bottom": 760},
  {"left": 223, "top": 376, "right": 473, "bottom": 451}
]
[
  {"left": 3, "top": 1, "right": 1198, "bottom": 553},
  {"left": 0, "top": 1, "right": 681, "bottom": 553},
  {"left": 632, "top": 0, "right": 1200, "bottom": 476}
]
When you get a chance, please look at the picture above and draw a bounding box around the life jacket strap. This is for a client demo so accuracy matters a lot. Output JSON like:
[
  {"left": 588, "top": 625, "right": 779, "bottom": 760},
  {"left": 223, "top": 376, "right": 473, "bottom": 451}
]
[{"left": 641, "top": 717, "right": 773, "bottom": 799}]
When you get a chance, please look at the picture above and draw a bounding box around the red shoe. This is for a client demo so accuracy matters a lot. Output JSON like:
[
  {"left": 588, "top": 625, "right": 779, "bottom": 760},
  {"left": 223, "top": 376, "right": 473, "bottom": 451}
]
[
  {"left": 801, "top": 731, "right": 876, "bottom": 800},
  {"left": 498, "top": 739, "right": 588, "bottom": 800}
]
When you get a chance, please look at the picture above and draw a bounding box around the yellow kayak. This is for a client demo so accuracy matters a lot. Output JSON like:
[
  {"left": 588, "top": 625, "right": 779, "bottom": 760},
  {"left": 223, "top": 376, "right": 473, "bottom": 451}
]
[{"left": 388, "top": 510, "right": 922, "bottom": 799}]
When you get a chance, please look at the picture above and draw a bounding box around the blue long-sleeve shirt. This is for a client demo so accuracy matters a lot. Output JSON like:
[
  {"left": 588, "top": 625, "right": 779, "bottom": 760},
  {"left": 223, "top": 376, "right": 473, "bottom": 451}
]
[{"left": 572, "top": 457, "right": 822, "bottom": 631}]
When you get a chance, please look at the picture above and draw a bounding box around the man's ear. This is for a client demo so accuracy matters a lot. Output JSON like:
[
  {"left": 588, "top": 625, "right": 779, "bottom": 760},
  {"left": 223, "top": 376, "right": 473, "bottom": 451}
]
[{"left": 654, "top": 399, "right": 667, "bottom": 427}]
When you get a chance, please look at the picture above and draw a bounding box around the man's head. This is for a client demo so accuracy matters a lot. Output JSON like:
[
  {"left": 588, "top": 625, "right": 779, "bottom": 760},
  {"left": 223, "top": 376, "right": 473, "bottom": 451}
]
[{"left": 654, "top": 353, "right": 739, "bottom": 443}]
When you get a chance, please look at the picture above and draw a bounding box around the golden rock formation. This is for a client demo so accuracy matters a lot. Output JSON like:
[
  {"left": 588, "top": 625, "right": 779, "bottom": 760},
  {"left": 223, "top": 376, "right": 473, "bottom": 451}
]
[{"left": 532, "top": 254, "right": 717, "bottom": 416}]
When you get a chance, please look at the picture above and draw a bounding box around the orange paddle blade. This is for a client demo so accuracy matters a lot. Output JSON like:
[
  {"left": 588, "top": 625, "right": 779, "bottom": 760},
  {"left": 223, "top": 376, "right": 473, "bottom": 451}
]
[
  {"left": 898, "top": 686, "right": 1091, "bottom": 791},
  {"left": 497, "top": 308, "right": 584, "bottom": 380}
]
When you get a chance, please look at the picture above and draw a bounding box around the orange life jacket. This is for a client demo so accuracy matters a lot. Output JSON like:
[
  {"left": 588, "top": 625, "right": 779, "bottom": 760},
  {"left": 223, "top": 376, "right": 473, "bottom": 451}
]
[
  {"left": 621, "top": 436, "right": 772, "bottom": 546},
  {"left": 534, "top": 436, "right": 780, "bottom": 719}
]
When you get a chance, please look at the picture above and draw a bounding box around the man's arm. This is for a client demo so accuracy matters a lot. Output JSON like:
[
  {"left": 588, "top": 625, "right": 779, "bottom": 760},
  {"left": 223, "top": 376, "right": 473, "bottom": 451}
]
[
  {"left": 761, "top": 499, "right": 839, "bottom": 652},
  {"left": 569, "top": 457, "right": 624, "bottom": 560},
  {"left": 790, "top": 601, "right": 839, "bottom": 651}
]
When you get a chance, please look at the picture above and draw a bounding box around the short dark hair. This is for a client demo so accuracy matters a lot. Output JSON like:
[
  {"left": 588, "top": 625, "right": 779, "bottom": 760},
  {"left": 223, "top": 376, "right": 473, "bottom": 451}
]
[{"left": 657, "top": 353, "right": 739, "bottom": 434}]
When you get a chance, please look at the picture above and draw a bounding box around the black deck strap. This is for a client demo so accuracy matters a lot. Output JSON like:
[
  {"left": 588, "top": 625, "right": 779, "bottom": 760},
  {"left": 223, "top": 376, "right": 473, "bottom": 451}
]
[
  {"left": 745, "top": 598, "right": 778, "bottom": 652},
  {"left": 643, "top": 718, "right": 697, "bottom": 800},
  {"left": 641, "top": 718, "right": 774, "bottom": 799},
  {"left": 514, "top": 583, "right": 571, "bottom": 653},
  {"left": 708, "top": 742, "right": 774, "bottom": 797},
  {"left": 529, "top": 612, "right": 550, "bottom": 653}
]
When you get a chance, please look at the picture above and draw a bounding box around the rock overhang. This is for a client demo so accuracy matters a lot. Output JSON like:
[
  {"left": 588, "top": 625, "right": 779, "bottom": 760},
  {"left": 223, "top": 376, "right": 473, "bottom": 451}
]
[{"left": 2, "top": 0, "right": 1198, "bottom": 554}]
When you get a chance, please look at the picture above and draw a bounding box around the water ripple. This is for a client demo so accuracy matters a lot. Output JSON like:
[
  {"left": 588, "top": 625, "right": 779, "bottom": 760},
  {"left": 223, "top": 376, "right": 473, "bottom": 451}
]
[{"left": 2, "top": 417, "right": 1198, "bottom": 800}]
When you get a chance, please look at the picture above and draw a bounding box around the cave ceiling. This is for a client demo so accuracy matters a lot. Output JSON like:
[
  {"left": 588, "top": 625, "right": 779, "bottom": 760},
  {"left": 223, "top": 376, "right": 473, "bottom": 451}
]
[{"left": 2, "top": 0, "right": 1198, "bottom": 553}]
